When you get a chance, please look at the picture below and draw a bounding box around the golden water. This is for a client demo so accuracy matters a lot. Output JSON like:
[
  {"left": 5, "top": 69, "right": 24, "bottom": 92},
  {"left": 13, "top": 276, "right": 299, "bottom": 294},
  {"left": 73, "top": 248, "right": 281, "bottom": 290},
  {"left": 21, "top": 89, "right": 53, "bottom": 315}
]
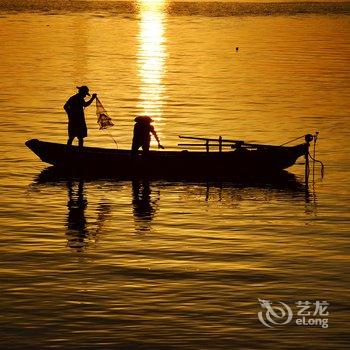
[{"left": 0, "top": 1, "right": 349, "bottom": 348}]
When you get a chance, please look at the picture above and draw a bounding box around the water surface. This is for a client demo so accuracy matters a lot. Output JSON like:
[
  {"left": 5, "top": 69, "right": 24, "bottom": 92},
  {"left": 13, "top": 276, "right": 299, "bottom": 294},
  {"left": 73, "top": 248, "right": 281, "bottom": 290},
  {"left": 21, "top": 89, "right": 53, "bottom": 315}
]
[{"left": 0, "top": 1, "right": 349, "bottom": 349}]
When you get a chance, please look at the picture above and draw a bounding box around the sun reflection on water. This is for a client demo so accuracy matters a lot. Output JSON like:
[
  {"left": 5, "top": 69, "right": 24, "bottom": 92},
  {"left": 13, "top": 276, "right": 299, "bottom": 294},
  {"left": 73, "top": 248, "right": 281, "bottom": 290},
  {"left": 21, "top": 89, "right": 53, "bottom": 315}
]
[{"left": 137, "top": 0, "right": 167, "bottom": 137}]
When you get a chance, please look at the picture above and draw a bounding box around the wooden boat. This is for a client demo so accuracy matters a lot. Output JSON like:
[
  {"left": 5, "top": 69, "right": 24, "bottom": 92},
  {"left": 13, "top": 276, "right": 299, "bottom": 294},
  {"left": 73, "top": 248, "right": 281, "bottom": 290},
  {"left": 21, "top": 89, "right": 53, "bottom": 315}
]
[{"left": 25, "top": 135, "right": 312, "bottom": 178}]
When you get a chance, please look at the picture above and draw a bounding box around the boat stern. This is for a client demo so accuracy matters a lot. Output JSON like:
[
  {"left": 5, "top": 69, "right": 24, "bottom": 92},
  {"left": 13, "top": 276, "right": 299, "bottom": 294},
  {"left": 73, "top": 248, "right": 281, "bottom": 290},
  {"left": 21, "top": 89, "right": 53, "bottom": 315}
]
[
  {"left": 25, "top": 138, "right": 40, "bottom": 153},
  {"left": 25, "top": 139, "right": 66, "bottom": 166}
]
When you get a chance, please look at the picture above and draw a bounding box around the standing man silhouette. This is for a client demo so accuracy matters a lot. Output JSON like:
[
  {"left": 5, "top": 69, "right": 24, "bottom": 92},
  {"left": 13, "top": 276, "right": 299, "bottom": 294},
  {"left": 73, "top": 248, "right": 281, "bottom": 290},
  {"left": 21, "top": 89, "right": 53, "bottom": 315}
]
[{"left": 64, "top": 86, "right": 97, "bottom": 147}]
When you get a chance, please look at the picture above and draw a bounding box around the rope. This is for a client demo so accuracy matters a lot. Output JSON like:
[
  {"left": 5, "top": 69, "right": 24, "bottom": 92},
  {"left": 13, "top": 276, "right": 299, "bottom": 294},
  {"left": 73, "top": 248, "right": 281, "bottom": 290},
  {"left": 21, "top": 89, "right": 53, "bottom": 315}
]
[
  {"left": 279, "top": 135, "right": 305, "bottom": 146},
  {"left": 107, "top": 130, "right": 118, "bottom": 149},
  {"left": 308, "top": 151, "right": 325, "bottom": 178}
]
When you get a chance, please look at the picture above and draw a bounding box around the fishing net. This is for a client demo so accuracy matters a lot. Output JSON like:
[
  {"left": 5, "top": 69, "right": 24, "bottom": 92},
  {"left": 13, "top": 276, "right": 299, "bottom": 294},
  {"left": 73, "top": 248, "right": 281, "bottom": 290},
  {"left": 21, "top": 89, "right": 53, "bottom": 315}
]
[{"left": 96, "top": 97, "right": 114, "bottom": 130}]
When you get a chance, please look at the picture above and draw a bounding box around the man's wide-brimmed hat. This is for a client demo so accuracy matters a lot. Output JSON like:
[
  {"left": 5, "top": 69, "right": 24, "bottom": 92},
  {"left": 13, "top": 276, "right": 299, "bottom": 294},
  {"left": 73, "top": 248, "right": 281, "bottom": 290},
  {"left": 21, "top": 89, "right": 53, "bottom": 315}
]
[
  {"left": 134, "top": 116, "right": 153, "bottom": 123},
  {"left": 77, "top": 85, "right": 90, "bottom": 96}
]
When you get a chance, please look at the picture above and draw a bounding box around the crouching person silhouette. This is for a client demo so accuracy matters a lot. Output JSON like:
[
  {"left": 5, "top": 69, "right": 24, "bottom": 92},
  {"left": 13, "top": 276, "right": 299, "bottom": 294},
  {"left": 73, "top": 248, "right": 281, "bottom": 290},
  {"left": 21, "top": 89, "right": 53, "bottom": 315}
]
[{"left": 131, "top": 116, "right": 164, "bottom": 154}]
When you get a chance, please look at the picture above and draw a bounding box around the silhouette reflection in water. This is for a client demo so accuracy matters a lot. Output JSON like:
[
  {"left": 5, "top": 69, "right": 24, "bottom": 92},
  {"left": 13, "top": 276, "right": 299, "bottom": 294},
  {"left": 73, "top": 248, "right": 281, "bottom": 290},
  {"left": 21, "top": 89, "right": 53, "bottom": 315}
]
[
  {"left": 31, "top": 167, "right": 317, "bottom": 244},
  {"left": 66, "top": 180, "right": 88, "bottom": 251},
  {"left": 132, "top": 180, "right": 159, "bottom": 233},
  {"left": 66, "top": 180, "right": 112, "bottom": 251}
]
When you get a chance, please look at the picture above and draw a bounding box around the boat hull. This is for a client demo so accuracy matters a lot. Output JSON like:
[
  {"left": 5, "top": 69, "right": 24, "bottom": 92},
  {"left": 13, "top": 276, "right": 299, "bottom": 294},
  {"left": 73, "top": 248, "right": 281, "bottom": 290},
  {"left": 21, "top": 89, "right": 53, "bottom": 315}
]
[{"left": 25, "top": 139, "right": 308, "bottom": 178}]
